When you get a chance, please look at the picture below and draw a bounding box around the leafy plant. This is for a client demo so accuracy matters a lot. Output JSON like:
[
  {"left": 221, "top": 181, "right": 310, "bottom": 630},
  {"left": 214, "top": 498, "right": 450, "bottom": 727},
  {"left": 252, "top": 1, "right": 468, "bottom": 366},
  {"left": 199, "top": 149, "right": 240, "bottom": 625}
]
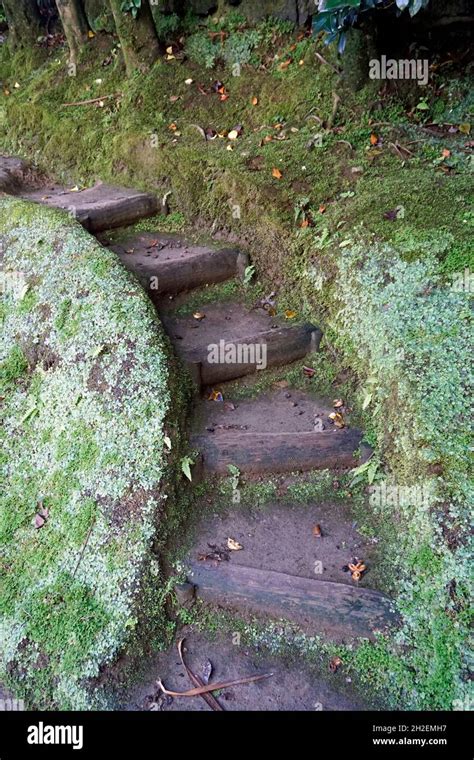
[
  {"left": 243, "top": 265, "right": 255, "bottom": 288},
  {"left": 313, "top": 0, "right": 431, "bottom": 53},
  {"left": 350, "top": 454, "right": 382, "bottom": 486},
  {"left": 227, "top": 464, "right": 240, "bottom": 490},
  {"left": 180, "top": 455, "right": 194, "bottom": 482},
  {"left": 121, "top": 0, "right": 142, "bottom": 20},
  {"left": 184, "top": 32, "right": 218, "bottom": 69}
]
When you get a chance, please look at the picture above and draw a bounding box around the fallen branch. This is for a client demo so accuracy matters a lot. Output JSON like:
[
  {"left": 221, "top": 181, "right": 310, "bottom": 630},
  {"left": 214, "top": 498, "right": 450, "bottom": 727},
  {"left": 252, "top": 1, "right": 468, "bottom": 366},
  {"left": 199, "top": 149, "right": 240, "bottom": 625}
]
[
  {"left": 315, "top": 51, "right": 342, "bottom": 76},
  {"left": 62, "top": 93, "right": 121, "bottom": 107},
  {"left": 177, "top": 639, "right": 223, "bottom": 712},
  {"left": 326, "top": 92, "right": 341, "bottom": 131},
  {"left": 156, "top": 671, "right": 273, "bottom": 698}
]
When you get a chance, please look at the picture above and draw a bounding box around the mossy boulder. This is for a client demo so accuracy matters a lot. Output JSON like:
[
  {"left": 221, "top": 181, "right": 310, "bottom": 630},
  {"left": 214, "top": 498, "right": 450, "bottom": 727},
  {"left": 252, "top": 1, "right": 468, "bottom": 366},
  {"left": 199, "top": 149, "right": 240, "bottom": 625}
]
[
  {"left": 0, "top": 197, "right": 176, "bottom": 709},
  {"left": 83, "top": 0, "right": 115, "bottom": 33}
]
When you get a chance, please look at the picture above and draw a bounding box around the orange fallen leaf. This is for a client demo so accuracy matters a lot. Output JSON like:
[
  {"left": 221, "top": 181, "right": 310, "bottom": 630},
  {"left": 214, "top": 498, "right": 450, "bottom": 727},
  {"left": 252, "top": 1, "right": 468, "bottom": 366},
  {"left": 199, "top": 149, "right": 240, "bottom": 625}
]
[
  {"left": 279, "top": 59, "right": 292, "bottom": 70},
  {"left": 441, "top": 148, "right": 451, "bottom": 158},
  {"left": 312, "top": 524, "right": 322, "bottom": 538},
  {"left": 284, "top": 309, "right": 297, "bottom": 319},
  {"left": 303, "top": 366, "right": 316, "bottom": 378},
  {"left": 272, "top": 167, "right": 283, "bottom": 179},
  {"left": 252, "top": 96, "right": 258, "bottom": 106},
  {"left": 168, "top": 122, "right": 178, "bottom": 131},
  {"left": 370, "top": 133, "right": 379, "bottom": 145},
  {"left": 319, "top": 204, "right": 326, "bottom": 214},
  {"left": 193, "top": 312, "right": 205, "bottom": 321},
  {"left": 329, "top": 656, "right": 342, "bottom": 673},
  {"left": 328, "top": 411, "right": 345, "bottom": 428},
  {"left": 300, "top": 219, "right": 310, "bottom": 228}
]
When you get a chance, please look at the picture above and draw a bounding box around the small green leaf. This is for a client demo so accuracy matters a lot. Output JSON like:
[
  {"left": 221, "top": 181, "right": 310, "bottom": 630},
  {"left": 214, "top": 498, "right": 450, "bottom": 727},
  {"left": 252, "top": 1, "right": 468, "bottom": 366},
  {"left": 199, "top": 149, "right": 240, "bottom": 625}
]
[{"left": 181, "top": 455, "right": 193, "bottom": 481}]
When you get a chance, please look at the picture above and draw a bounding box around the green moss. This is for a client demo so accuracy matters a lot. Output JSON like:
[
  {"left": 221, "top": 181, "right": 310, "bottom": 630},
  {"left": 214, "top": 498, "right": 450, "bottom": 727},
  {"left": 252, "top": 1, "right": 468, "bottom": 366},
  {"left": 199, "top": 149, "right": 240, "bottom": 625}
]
[
  {"left": 0, "top": 197, "right": 187, "bottom": 709},
  {"left": 0, "top": 344, "right": 28, "bottom": 393}
]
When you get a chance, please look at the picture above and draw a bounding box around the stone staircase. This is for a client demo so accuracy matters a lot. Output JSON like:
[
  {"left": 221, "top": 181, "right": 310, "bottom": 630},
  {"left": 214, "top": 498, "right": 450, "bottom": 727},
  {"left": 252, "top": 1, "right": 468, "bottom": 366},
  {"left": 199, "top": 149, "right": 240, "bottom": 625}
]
[{"left": 2, "top": 161, "right": 398, "bottom": 643}]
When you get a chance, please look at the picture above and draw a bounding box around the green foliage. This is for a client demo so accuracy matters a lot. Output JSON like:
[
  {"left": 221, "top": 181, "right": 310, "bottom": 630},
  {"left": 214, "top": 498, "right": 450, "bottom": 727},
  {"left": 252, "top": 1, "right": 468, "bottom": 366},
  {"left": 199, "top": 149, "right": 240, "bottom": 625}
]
[
  {"left": 180, "top": 455, "right": 194, "bottom": 481},
  {"left": 184, "top": 31, "right": 218, "bottom": 68},
  {"left": 153, "top": 12, "right": 180, "bottom": 41},
  {"left": 314, "top": 0, "right": 431, "bottom": 52},
  {"left": 121, "top": 0, "right": 142, "bottom": 20},
  {"left": 0, "top": 344, "right": 28, "bottom": 394}
]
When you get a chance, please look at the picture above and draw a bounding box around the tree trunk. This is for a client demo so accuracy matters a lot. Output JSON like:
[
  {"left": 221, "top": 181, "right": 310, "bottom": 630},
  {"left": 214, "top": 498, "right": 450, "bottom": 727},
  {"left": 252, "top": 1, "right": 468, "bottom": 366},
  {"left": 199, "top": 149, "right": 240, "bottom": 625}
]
[
  {"left": 55, "top": 0, "right": 89, "bottom": 66},
  {"left": 108, "top": 0, "right": 161, "bottom": 76},
  {"left": 3, "top": 0, "right": 42, "bottom": 49}
]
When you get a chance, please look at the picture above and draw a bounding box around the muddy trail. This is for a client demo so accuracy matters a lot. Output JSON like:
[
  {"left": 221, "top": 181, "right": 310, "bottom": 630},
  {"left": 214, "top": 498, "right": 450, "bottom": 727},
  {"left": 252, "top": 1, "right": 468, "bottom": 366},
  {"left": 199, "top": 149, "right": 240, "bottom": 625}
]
[{"left": 2, "top": 158, "right": 398, "bottom": 711}]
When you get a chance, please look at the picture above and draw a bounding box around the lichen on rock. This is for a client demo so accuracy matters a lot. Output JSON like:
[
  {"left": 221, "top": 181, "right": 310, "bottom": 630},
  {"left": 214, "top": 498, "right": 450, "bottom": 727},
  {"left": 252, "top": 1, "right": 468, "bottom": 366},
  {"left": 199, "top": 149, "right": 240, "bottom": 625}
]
[{"left": 0, "top": 197, "right": 173, "bottom": 709}]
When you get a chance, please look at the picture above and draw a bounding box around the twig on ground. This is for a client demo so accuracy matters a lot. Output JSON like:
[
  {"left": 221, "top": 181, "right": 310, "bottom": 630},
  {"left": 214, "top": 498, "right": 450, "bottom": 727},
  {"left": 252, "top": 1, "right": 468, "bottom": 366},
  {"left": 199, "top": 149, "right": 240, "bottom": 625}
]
[
  {"left": 177, "top": 639, "right": 223, "bottom": 712},
  {"left": 315, "top": 51, "right": 342, "bottom": 75},
  {"left": 62, "top": 93, "right": 121, "bottom": 107},
  {"left": 156, "top": 672, "right": 273, "bottom": 698}
]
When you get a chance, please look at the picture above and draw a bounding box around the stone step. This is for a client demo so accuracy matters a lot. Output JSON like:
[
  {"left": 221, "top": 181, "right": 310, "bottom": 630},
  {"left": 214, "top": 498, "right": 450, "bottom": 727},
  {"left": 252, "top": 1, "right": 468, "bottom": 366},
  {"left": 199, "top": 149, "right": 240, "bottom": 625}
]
[
  {"left": 162, "top": 301, "right": 321, "bottom": 386},
  {"left": 20, "top": 182, "right": 158, "bottom": 232},
  {"left": 191, "top": 390, "right": 364, "bottom": 474},
  {"left": 187, "top": 561, "right": 397, "bottom": 641},
  {"left": 110, "top": 232, "right": 248, "bottom": 296}
]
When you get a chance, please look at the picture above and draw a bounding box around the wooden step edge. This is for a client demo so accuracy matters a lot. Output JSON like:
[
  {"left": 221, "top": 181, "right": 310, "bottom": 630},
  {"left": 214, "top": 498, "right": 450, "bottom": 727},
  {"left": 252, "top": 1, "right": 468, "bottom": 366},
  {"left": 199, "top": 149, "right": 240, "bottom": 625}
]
[
  {"left": 115, "top": 246, "right": 249, "bottom": 295},
  {"left": 79, "top": 192, "right": 159, "bottom": 233},
  {"left": 190, "top": 428, "right": 363, "bottom": 474},
  {"left": 186, "top": 561, "right": 398, "bottom": 641},
  {"left": 179, "top": 323, "right": 322, "bottom": 386}
]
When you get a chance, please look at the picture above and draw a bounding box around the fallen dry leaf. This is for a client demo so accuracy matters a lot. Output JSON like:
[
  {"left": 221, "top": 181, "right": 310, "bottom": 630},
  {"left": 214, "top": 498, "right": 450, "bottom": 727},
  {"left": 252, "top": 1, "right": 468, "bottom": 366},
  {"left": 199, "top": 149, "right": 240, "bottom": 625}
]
[
  {"left": 329, "top": 656, "right": 342, "bottom": 673},
  {"left": 227, "top": 538, "right": 243, "bottom": 551},
  {"left": 333, "top": 399, "right": 344, "bottom": 408},
  {"left": 303, "top": 366, "right": 316, "bottom": 378},
  {"left": 208, "top": 389, "right": 223, "bottom": 402},
  {"left": 279, "top": 59, "right": 292, "bottom": 70},
  {"left": 370, "top": 133, "right": 379, "bottom": 145},
  {"left": 328, "top": 411, "right": 345, "bottom": 428},
  {"left": 193, "top": 311, "right": 206, "bottom": 321},
  {"left": 284, "top": 309, "right": 297, "bottom": 319},
  {"left": 272, "top": 167, "right": 283, "bottom": 179},
  {"left": 348, "top": 559, "right": 367, "bottom": 581},
  {"left": 251, "top": 96, "right": 258, "bottom": 106},
  {"left": 441, "top": 148, "right": 451, "bottom": 158},
  {"left": 312, "top": 524, "right": 322, "bottom": 538},
  {"left": 228, "top": 129, "right": 239, "bottom": 140}
]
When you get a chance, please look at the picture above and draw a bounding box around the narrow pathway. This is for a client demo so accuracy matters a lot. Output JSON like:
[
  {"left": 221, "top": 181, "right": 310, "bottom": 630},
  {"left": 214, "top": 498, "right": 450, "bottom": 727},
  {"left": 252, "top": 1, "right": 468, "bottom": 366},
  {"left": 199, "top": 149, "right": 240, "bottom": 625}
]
[{"left": 3, "top": 163, "right": 396, "bottom": 709}]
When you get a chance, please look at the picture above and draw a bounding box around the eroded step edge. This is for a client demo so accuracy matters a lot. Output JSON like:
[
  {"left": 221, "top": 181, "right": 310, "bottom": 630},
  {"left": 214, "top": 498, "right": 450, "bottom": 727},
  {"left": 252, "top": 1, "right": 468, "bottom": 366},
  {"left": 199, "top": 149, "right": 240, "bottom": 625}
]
[
  {"left": 177, "top": 324, "right": 322, "bottom": 386},
  {"left": 191, "top": 428, "right": 363, "bottom": 474},
  {"left": 187, "top": 561, "right": 398, "bottom": 641}
]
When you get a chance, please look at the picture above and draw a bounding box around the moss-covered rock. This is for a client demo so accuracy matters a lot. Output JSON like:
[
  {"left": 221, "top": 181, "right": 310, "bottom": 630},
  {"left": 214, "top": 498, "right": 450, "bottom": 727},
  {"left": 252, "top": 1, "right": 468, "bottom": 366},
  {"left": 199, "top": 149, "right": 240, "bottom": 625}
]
[{"left": 0, "top": 197, "right": 178, "bottom": 709}]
